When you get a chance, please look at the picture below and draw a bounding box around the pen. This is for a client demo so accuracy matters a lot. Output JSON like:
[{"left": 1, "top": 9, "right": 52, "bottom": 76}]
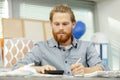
[
  {"left": 75, "top": 58, "right": 81, "bottom": 64},
  {"left": 25, "top": 63, "right": 35, "bottom": 67}
]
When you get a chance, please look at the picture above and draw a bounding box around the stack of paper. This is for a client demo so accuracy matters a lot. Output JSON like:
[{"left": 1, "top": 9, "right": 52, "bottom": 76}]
[
  {"left": 0, "top": 68, "right": 120, "bottom": 78},
  {"left": 0, "top": 66, "right": 64, "bottom": 77},
  {"left": 75, "top": 71, "right": 120, "bottom": 78}
]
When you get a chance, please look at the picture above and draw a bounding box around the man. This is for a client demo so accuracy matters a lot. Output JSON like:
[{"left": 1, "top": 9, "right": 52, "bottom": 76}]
[{"left": 13, "top": 4, "right": 109, "bottom": 75}]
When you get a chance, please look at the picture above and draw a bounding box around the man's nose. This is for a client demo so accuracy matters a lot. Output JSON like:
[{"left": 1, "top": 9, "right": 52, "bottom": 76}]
[{"left": 59, "top": 25, "right": 63, "bottom": 30}]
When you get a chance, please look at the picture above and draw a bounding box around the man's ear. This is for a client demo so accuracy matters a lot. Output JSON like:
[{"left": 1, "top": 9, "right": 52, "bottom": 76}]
[
  {"left": 50, "top": 21, "right": 52, "bottom": 27},
  {"left": 72, "top": 22, "right": 76, "bottom": 29}
]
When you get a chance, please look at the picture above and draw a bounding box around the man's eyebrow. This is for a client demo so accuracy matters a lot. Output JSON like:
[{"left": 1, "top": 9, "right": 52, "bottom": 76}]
[{"left": 63, "top": 22, "right": 69, "bottom": 24}]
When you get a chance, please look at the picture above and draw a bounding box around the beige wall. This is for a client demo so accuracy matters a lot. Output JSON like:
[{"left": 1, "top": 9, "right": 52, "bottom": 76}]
[{"left": 2, "top": 18, "right": 53, "bottom": 43}]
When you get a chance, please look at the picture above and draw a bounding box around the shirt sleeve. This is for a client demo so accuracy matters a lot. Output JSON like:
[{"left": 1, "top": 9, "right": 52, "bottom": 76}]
[
  {"left": 12, "top": 43, "right": 42, "bottom": 70},
  {"left": 86, "top": 42, "right": 110, "bottom": 71}
]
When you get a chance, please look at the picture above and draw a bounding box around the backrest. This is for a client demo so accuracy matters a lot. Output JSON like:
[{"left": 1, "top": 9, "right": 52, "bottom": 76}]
[
  {"left": 73, "top": 21, "right": 86, "bottom": 39},
  {"left": 3, "top": 38, "right": 34, "bottom": 68}
]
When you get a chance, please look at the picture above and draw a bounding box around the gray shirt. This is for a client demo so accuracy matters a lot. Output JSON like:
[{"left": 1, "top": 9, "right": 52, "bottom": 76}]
[{"left": 13, "top": 38, "right": 109, "bottom": 75}]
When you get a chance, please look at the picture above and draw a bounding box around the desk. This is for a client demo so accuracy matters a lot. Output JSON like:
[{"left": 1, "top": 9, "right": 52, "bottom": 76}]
[{"left": 0, "top": 76, "right": 119, "bottom": 80}]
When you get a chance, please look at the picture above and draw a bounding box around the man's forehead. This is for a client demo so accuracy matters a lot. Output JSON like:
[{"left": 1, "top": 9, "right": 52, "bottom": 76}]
[
  {"left": 52, "top": 13, "right": 71, "bottom": 22},
  {"left": 53, "top": 12, "right": 70, "bottom": 18}
]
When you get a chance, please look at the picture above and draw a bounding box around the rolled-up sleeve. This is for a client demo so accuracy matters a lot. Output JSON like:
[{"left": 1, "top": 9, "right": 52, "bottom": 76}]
[{"left": 86, "top": 42, "right": 110, "bottom": 71}]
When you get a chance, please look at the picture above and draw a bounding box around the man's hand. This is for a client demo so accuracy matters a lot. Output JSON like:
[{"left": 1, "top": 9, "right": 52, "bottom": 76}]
[
  {"left": 32, "top": 65, "right": 56, "bottom": 74},
  {"left": 71, "top": 63, "right": 84, "bottom": 75},
  {"left": 71, "top": 63, "right": 103, "bottom": 75}
]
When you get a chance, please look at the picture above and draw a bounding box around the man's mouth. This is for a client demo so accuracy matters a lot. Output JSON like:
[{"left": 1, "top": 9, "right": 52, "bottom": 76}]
[{"left": 58, "top": 33, "right": 64, "bottom": 35}]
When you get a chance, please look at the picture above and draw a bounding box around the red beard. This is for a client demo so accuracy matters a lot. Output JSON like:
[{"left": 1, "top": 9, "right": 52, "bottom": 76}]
[{"left": 52, "top": 30, "right": 72, "bottom": 43}]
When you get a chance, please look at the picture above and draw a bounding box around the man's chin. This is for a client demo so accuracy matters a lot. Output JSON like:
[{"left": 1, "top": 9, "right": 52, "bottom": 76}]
[
  {"left": 54, "top": 34, "right": 71, "bottom": 43},
  {"left": 57, "top": 38, "right": 67, "bottom": 43}
]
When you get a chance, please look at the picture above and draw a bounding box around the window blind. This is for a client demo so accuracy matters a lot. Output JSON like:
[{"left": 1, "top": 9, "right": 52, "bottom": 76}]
[
  {"left": 0, "top": 0, "right": 5, "bottom": 18},
  {"left": 0, "top": 0, "right": 8, "bottom": 37},
  {"left": 0, "top": 0, "right": 6, "bottom": 38}
]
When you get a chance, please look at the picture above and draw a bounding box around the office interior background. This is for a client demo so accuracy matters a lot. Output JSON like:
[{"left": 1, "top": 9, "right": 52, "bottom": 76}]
[{"left": 0, "top": 0, "right": 120, "bottom": 70}]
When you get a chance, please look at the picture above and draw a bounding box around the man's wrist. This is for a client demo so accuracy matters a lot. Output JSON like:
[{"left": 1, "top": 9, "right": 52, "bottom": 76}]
[
  {"left": 84, "top": 66, "right": 103, "bottom": 73},
  {"left": 32, "top": 66, "right": 42, "bottom": 73}
]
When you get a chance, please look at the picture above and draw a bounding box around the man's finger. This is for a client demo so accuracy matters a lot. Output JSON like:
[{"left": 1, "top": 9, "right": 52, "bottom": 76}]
[
  {"left": 47, "top": 65, "right": 56, "bottom": 70},
  {"left": 71, "top": 63, "right": 82, "bottom": 71}
]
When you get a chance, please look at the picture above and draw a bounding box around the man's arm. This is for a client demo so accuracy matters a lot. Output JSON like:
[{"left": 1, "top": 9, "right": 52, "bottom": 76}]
[
  {"left": 86, "top": 42, "right": 109, "bottom": 71},
  {"left": 71, "top": 63, "right": 103, "bottom": 75},
  {"left": 84, "top": 65, "right": 103, "bottom": 73},
  {"left": 12, "top": 44, "right": 42, "bottom": 70}
]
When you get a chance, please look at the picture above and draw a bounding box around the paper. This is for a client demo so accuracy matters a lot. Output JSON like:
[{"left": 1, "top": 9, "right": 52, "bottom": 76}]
[
  {"left": 0, "top": 66, "right": 63, "bottom": 77},
  {"left": 1, "top": 67, "right": 120, "bottom": 78},
  {"left": 0, "top": 65, "right": 37, "bottom": 77},
  {"left": 77, "top": 71, "right": 120, "bottom": 78}
]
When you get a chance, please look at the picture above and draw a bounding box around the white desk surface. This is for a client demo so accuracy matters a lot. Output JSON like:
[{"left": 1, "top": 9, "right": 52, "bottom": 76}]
[{"left": 0, "top": 76, "right": 119, "bottom": 80}]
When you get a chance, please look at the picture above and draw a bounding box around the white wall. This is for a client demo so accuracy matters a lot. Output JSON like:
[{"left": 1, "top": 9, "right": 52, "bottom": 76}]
[{"left": 96, "top": 0, "right": 120, "bottom": 70}]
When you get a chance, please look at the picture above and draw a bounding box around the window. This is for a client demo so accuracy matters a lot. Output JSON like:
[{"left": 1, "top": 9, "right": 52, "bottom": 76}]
[
  {"left": 0, "top": 0, "right": 8, "bottom": 38},
  {"left": 19, "top": 1, "right": 94, "bottom": 41},
  {"left": 73, "top": 9, "right": 94, "bottom": 41},
  {"left": 8, "top": 0, "right": 95, "bottom": 41},
  {"left": 20, "top": 3, "right": 51, "bottom": 21}
]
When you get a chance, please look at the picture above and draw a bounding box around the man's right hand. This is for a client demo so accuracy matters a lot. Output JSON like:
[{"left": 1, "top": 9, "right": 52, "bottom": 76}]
[{"left": 32, "top": 65, "right": 56, "bottom": 74}]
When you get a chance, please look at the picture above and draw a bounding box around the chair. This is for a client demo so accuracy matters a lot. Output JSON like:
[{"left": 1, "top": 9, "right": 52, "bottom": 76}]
[
  {"left": 73, "top": 21, "right": 86, "bottom": 39},
  {"left": 3, "top": 38, "right": 34, "bottom": 68}
]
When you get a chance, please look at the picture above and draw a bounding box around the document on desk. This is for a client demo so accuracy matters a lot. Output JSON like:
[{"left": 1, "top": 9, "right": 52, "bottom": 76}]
[
  {"left": 75, "top": 71, "right": 120, "bottom": 78},
  {"left": 0, "top": 66, "right": 120, "bottom": 78},
  {"left": 0, "top": 67, "right": 36, "bottom": 76},
  {"left": 0, "top": 66, "right": 63, "bottom": 77}
]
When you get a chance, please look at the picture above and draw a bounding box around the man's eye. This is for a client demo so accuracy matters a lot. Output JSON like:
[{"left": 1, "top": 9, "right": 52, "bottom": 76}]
[
  {"left": 63, "top": 23, "right": 69, "bottom": 26},
  {"left": 54, "top": 23, "right": 59, "bottom": 26}
]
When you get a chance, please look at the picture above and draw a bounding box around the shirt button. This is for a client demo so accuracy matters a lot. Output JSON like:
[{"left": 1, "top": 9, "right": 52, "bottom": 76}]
[
  {"left": 68, "top": 71, "right": 70, "bottom": 74},
  {"left": 65, "top": 61, "right": 67, "bottom": 63},
  {"left": 63, "top": 49, "right": 65, "bottom": 51}
]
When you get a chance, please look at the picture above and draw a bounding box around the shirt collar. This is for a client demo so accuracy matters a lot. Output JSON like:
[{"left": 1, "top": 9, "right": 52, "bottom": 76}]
[
  {"left": 48, "top": 38, "right": 59, "bottom": 48},
  {"left": 48, "top": 37, "right": 78, "bottom": 48},
  {"left": 72, "top": 37, "right": 78, "bottom": 48}
]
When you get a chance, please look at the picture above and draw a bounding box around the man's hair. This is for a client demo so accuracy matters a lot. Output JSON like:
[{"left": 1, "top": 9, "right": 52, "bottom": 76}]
[{"left": 49, "top": 4, "right": 76, "bottom": 23}]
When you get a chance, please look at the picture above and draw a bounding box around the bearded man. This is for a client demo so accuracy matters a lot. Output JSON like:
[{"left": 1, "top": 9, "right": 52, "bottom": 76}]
[{"left": 13, "top": 4, "right": 109, "bottom": 75}]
